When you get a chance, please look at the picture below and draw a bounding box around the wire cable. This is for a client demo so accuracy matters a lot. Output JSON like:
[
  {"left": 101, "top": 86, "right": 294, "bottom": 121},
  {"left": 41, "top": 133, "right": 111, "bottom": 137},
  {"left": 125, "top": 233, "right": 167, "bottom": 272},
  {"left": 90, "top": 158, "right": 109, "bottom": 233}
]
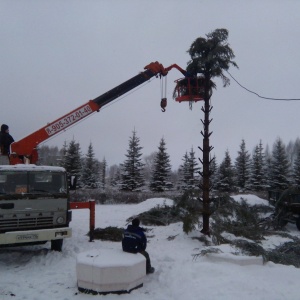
[{"left": 226, "top": 70, "right": 300, "bottom": 101}]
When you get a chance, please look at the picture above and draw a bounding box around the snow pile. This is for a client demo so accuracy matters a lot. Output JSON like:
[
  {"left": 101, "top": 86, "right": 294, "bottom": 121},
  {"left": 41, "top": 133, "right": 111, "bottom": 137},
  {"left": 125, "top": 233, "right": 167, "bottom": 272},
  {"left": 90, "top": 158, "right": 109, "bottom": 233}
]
[
  {"left": 1, "top": 195, "right": 300, "bottom": 300},
  {"left": 231, "top": 194, "right": 269, "bottom": 206}
]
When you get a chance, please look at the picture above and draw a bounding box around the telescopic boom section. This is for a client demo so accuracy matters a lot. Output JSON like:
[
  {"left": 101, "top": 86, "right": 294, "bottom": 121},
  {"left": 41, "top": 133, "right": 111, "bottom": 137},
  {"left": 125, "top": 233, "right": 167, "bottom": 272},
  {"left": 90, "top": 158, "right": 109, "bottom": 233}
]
[{"left": 9, "top": 62, "right": 187, "bottom": 165}]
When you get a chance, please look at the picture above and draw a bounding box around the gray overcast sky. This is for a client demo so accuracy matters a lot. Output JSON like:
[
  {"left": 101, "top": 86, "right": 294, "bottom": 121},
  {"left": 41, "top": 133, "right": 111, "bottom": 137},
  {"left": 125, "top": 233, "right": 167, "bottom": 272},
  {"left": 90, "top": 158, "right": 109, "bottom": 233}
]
[{"left": 1, "top": 0, "right": 300, "bottom": 169}]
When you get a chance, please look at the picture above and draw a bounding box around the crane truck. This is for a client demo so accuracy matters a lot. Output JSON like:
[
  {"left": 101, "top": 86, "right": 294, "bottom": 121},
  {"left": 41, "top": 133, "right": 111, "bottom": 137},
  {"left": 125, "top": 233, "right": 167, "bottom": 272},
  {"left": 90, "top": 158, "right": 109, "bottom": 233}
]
[{"left": 0, "top": 62, "right": 187, "bottom": 251}]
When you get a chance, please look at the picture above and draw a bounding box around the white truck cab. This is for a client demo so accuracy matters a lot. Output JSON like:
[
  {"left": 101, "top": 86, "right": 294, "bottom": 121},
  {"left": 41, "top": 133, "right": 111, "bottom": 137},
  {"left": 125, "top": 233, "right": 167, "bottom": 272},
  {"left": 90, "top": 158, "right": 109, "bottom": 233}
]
[{"left": 0, "top": 164, "right": 72, "bottom": 251}]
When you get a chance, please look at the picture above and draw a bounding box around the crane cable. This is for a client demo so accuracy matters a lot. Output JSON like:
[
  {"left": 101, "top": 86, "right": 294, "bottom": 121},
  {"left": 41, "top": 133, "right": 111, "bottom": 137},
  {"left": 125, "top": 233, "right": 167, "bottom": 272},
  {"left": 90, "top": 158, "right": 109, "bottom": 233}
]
[
  {"left": 226, "top": 71, "right": 300, "bottom": 101},
  {"left": 160, "top": 76, "right": 167, "bottom": 112}
]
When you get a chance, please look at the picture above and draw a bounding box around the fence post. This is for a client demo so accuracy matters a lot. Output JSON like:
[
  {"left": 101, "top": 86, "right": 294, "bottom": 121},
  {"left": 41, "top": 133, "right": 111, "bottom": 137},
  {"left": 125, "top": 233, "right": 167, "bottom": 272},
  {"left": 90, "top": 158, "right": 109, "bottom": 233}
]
[
  {"left": 70, "top": 200, "right": 96, "bottom": 242},
  {"left": 89, "top": 200, "right": 95, "bottom": 242}
]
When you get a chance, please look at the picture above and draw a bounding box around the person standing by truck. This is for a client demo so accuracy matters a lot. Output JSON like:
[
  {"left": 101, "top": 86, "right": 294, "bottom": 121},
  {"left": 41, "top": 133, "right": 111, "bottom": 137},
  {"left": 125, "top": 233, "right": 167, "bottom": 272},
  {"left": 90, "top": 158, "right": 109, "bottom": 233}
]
[{"left": 0, "top": 124, "right": 14, "bottom": 164}]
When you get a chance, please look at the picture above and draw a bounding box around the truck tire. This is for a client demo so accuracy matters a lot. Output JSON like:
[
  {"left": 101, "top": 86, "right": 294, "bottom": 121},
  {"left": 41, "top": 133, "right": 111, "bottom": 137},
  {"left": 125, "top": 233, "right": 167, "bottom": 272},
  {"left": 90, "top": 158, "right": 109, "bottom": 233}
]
[
  {"left": 51, "top": 239, "right": 63, "bottom": 252},
  {"left": 296, "top": 217, "right": 300, "bottom": 231}
]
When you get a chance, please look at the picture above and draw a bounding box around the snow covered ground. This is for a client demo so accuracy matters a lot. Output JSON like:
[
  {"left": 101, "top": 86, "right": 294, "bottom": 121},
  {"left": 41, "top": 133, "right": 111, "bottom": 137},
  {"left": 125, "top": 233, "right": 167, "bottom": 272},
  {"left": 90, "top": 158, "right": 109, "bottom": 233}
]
[{"left": 1, "top": 196, "right": 300, "bottom": 300}]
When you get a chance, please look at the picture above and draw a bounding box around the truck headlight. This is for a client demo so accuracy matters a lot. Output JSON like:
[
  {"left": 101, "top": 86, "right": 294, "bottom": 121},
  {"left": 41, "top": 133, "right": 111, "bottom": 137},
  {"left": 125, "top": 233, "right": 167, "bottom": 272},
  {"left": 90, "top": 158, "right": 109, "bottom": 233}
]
[{"left": 56, "top": 216, "right": 65, "bottom": 224}]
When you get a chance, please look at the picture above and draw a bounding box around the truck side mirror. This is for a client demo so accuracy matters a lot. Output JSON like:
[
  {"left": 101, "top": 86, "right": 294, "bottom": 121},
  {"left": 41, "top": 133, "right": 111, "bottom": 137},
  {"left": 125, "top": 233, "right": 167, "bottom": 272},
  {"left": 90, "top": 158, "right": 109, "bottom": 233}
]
[{"left": 68, "top": 175, "right": 77, "bottom": 191}]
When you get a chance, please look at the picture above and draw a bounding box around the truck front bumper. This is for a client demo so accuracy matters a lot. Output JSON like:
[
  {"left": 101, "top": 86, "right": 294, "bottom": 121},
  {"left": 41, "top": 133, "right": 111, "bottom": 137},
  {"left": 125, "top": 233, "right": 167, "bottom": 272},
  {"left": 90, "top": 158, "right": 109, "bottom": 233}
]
[{"left": 0, "top": 227, "right": 72, "bottom": 245}]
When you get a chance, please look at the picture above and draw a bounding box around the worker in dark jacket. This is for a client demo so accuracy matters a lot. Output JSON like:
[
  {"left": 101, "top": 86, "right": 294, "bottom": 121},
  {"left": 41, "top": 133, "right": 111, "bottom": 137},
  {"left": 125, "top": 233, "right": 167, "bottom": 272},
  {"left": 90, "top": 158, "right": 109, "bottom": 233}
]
[
  {"left": 0, "top": 124, "right": 14, "bottom": 156},
  {"left": 122, "top": 218, "right": 155, "bottom": 274}
]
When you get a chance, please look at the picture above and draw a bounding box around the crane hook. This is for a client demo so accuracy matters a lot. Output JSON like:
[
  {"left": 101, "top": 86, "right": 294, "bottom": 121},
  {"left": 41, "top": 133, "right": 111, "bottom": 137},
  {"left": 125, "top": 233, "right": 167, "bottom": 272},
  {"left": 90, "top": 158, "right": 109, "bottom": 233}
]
[{"left": 161, "top": 98, "right": 167, "bottom": 112}]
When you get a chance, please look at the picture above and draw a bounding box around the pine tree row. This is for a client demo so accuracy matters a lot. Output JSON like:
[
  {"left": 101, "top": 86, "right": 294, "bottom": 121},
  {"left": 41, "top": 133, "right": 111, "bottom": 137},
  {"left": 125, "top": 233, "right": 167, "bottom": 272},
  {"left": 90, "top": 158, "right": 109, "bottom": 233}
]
[
  {"left": 214, "top": 138, "right": 300, "bottom": 193},
  {"left": 37, "top": 134, "right": 300, "bottom": 193}
]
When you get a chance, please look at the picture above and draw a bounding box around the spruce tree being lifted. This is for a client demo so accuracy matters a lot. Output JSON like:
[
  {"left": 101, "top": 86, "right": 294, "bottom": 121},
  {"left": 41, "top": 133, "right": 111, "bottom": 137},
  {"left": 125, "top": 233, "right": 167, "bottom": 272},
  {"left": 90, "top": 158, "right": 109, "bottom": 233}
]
[{"left": 186, "top": 28, "right": 238, "bottom": 235}]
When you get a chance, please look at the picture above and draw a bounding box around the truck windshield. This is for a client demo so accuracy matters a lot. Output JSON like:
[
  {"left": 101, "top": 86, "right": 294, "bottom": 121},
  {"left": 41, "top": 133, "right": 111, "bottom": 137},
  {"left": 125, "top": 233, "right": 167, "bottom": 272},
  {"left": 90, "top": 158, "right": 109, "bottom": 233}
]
[{"left": 0, "top": 171, "right": 67, "bottom": 195}]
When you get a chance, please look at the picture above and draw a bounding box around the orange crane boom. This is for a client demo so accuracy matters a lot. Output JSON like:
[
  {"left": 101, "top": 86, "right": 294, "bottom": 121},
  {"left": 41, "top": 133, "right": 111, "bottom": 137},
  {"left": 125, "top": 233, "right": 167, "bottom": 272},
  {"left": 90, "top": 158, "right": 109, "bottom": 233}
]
[{"left": 9, "top": 62, "right": 187, "bottom": 165}]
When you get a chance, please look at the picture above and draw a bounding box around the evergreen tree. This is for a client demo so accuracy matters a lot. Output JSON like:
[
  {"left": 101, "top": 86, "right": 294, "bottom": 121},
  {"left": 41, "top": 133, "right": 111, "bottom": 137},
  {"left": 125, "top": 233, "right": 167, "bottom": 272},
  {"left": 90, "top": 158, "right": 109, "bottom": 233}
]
[
  {"left": 178, "top": 152, "right": 190, "bottom": 191},
  {"left": 178, "top": 148, "right": 200, "bottom": 191},
  {"left": 62, "top": 139, "right": 82, "bottom": 186},
  {"left": 120, "top": 130, "right": 145, "bottom": 191},
  {"left": 286, "top": 138, "right": 300, "bottom": 167},
  {"left": 150, "top": 138, "right": 173, "bottom": 192},
  {"left": 188, "top": 147, "right": 200, "bottom": 190},
  {"left": 113, "top": 168, "right": 122, "bottom": 188},
  {"left": 292, "top": 147, "right": 300, "bottom": 185},
  {"left": 265, "top": 156, "right": 273, "bottom": 190},
  {"left": 250, "top": 140, "right": 266, "bottom": 191},
  {"left": 269, "top": 138, "right": 290, "bottom": 190},
  {"left": 81, "top": 142, "right": 99, "bottom": 188},
  {"left": 186, "top": 28, "right": 238, "bottom": 235},
  {"left": 100, "top": 157, "right": 107, "bottom": 190},
  {"left": 216, "top": 150, "right": 235, "bottom": 192},
  {"left": 209, "top": 155, "right": 218, "bottom": 192},
  {"left": 59, "top": 141, "right": 68, "bottom": 168},
  {"left": 264, "top": 144, "right": 272, "bottom": 189},
  {"left": 235, "top": 139, "right": 251, "bottom": 191},
  {"left": 109, "top": 164, "right": 122, "bottom": 188}
]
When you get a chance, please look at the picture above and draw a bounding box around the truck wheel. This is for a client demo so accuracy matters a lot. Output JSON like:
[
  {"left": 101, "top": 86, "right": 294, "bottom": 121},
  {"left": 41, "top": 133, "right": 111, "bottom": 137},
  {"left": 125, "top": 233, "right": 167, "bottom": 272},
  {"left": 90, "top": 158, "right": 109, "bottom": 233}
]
[
  {"left": 296, "top": 217, "right": 300, "bottom": 231},
  {"left": 51, "top": 239, "right": 63, "bottom": 252}
]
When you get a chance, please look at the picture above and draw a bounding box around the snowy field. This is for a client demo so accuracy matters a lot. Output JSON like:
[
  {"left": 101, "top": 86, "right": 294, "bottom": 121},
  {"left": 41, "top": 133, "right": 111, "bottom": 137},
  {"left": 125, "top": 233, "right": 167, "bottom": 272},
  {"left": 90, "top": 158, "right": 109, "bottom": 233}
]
[{"left": 1, "top": 196, "right": 300, "bottom": 300}]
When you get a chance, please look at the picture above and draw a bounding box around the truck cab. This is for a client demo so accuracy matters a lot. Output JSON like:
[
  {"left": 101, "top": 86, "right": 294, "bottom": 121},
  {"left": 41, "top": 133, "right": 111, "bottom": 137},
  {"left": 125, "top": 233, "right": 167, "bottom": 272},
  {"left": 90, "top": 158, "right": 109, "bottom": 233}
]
[{"left": 0, "top": 164, "right": 72, "bottom": 251}]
